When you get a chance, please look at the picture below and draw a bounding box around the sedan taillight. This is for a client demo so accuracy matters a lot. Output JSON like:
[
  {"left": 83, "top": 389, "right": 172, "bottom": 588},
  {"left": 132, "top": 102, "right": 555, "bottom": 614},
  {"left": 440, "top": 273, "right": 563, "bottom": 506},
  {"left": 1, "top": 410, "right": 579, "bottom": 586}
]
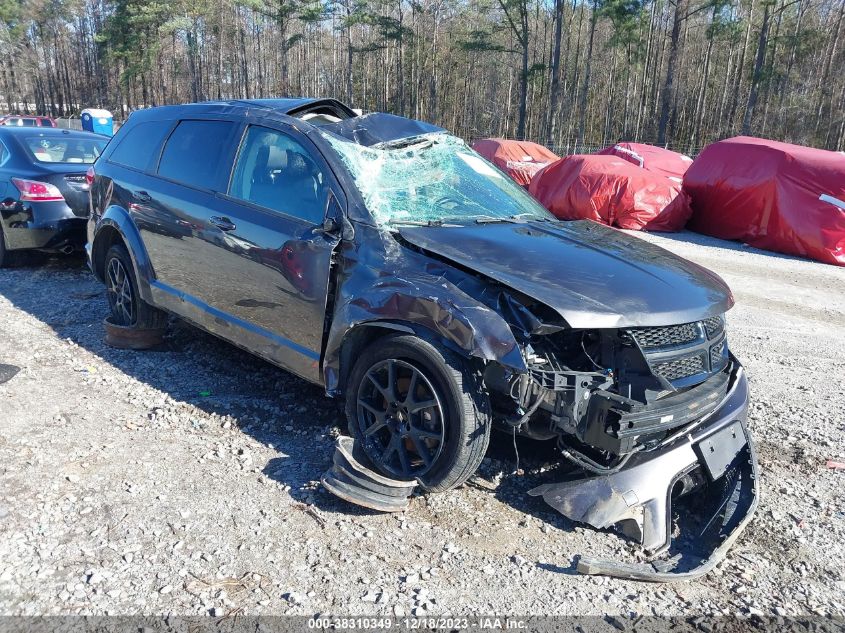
[
  {"left": 11, "top": 177, "right": 65, "bottom": 202},
  {"left": 85, "top": 167, "right": 95, "bottom": 187}
]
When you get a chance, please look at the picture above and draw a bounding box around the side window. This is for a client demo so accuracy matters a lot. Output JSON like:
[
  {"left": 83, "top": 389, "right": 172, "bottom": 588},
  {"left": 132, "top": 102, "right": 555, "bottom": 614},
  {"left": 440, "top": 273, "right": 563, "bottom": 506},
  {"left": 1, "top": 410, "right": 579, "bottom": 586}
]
[
  {"left": 158, "top": 120, "right": 234, "bottom": 190},
  {"left": 228, "top": 125, "right": 326, "bottom": 225},
  {"left": 21, "top": 118, "right": 36, "bottom": 127},
  {"left": 110, "top": 120, "right": 173, "bottom": 172}
]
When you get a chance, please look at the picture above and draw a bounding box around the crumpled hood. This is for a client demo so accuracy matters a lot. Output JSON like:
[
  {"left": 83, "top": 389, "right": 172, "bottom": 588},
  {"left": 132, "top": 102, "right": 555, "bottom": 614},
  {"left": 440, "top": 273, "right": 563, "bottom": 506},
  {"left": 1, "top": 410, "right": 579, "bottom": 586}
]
[{"left": 398, "top": 220, "right": 733, "bottom": 328}]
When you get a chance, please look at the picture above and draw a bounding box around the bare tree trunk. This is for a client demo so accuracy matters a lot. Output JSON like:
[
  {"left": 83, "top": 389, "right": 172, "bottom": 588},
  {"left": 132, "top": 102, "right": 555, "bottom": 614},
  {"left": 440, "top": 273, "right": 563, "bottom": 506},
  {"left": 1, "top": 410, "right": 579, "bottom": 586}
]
[
  {"left": 761, "top": 0, "right": 784, "bottom": 135},
  {"left": 517, "top": 7, "right": 529, "bottom": 139},
  {"left": 658, "top": 0, "right": 686, "bottom": 146},
  {"left": 576, "top": 0, "right": 598, "bottom": 150},
  {"left": 545, "top": 0, "right": 564, "bottom": 145},
  {"left": 742, "top": 2, "right": 770, "bottom": 135},
  {"left": 728, "top": 0, "right": 754, "bottom": 133},
  {"left": 690, "top": 5, "right": 716, "bottom": 150},
  {"left": 635, "top": 0, "right": 657, "bottom": 139},
  {"left": 813, "top": 0, "right": 843, "bottom": 137}
]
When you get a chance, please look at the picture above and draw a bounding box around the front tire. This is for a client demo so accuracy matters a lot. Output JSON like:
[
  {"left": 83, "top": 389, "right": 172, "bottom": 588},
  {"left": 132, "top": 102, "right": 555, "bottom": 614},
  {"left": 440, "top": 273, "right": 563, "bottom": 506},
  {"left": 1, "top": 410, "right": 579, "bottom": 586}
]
[
  {"left": 345, "top": 334, "right": 491, "bottom": 492},
  {"left": 104, "top": 243, "right": 168, "bottom": 329}
]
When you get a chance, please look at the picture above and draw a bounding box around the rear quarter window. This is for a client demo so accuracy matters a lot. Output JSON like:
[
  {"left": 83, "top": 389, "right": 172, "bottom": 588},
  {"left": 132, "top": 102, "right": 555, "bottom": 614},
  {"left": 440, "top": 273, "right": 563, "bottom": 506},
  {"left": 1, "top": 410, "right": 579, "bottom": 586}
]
[
  {"left": 157, "top": 120, "right": 235, "bottom": 190},
  {"left": 109, "top": 119, "right": 174, "bottom": 172}
]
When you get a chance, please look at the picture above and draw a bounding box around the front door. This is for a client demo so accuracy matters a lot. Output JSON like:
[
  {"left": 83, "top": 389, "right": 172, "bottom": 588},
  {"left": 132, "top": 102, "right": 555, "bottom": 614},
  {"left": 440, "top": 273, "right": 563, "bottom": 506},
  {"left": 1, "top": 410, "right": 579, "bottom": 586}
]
[{"left": 171, "top": 123, "right": 341, "bottom": 383}]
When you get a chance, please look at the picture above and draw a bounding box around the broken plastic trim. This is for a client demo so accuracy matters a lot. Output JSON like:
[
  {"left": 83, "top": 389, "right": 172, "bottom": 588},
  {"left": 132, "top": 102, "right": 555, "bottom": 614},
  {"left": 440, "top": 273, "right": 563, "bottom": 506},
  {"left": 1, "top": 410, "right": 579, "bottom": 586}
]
[
  {"left": 577, "top": 437, "right": 757, "bottom": 581},
  {"left": 321, "top": 436, "right": 416, "bottom": 512},
  {"left": 529, "top": 364, "right": 758, "bottom": 581},
  {"left": 319, "top": 131, "right": 550, "bottom": 227}
]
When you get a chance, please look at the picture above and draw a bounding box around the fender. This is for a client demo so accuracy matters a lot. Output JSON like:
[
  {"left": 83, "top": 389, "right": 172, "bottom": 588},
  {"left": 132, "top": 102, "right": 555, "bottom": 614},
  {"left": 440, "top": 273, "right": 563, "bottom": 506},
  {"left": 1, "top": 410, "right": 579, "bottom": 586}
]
[
  {"left": 322, "top": 269, "right": 527, "bottom": 395},
  {"left": 92, "top": 205, "right": 156, "bottom": 304}
]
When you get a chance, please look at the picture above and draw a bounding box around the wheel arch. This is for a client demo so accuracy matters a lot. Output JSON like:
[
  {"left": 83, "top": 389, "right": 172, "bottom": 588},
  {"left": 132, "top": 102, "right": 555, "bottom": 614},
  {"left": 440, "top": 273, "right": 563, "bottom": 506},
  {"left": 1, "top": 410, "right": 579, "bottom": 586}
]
[
  {"left": 91, "top": 206, "right": 155, "bottom": 303},
  {"left": 324, "top": 289, "right": 527, "bottom": 397},
  {"left": 333, "top": 321, "right": 460, "bottom": 396}
]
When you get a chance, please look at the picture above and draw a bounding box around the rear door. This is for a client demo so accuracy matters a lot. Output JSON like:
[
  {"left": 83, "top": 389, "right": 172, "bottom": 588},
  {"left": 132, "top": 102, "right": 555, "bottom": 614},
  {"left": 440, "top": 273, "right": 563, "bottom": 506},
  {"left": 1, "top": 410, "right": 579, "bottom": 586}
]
[{"left": 137, "top": 118, "right": 240, "bottom": 291}]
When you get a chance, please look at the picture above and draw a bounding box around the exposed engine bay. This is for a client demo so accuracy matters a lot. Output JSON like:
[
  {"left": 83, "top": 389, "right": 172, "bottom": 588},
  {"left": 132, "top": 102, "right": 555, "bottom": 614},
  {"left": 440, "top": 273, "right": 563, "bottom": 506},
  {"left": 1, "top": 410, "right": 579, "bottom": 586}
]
[
  {"left": 485, "top": 311, "right": 732, "bottom": 472},
  {"left": 473, "top": 292, "right": 756, "bottom": 580}
]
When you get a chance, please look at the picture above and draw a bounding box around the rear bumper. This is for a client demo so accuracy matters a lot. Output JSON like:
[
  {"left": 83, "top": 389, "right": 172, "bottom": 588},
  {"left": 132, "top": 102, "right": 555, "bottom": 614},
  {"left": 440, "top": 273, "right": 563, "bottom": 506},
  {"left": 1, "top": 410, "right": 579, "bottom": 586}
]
[
  {"left": 530, "top": 362, "right": 758, "bottom": 581},
  {"left": 3, "top": 216, "right": 87, "bottom": 252}
]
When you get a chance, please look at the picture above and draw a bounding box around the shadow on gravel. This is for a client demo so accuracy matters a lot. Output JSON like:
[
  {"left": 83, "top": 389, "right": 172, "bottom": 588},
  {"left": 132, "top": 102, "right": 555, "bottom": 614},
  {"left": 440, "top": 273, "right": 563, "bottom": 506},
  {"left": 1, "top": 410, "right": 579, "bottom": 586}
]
[
  {"left": 0, "top": 257, "right": 560, "bottom": 514},
  {"left": 0, "top": 255, "right": 343, "bottom": 498},
  {"left": 535, "top": 561, "right": 578, "bottom": 574},
  {"left": 0, "top": 256, "right": 592, "bottom": 535}
]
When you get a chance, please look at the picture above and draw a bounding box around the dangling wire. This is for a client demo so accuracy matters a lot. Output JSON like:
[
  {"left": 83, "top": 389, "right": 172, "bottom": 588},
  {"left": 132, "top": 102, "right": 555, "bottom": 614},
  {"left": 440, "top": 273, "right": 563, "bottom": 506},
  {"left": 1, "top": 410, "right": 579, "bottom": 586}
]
[
  {"left": 580, "top": 335, "right": 604, "bottom": 371},
  {"left": 512, "top": 425, "right": 521, "bottom": 475}
]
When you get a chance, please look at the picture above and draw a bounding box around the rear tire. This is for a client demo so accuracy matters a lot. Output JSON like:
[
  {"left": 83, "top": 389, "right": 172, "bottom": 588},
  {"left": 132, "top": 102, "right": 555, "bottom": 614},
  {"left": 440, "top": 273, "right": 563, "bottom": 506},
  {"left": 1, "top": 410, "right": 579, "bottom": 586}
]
[
  {"left": 104, "top": 243, "right": 168, "bottom": 329},
  {"left": 345, "top": 333, "right": 491, "bottom": 492}
]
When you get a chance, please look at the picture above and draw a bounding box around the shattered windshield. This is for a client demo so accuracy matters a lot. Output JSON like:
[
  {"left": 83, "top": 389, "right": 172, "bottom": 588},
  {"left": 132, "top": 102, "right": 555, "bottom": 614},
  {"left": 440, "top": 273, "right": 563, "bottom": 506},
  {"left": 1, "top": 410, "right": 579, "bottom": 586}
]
[{"left": 321, "top": 132, "right": 553, "bottom": 226}]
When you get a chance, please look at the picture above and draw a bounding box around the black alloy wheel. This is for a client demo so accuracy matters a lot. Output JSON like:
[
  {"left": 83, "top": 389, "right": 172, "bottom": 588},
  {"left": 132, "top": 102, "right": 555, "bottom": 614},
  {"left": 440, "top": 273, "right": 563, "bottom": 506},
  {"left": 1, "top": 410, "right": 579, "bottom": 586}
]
[
  {"left": 355, "top": 358, "right": 445, "bottom": 479},
  {"left": 106, "top": 255, "right": 135, "bottom": 326},
  {"left": 346, "top": 334, "right": 491, "bottom": 492},
  {"left": 103, "top": 243, "right": 168, "bottom": 330}
]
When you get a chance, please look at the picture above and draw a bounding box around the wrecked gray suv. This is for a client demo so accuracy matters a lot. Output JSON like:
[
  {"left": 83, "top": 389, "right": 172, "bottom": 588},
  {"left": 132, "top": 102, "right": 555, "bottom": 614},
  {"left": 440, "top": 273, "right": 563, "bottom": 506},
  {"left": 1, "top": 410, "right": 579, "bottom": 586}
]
[{"left": 88, "top": 99, "right": 756, "bottom": 580}]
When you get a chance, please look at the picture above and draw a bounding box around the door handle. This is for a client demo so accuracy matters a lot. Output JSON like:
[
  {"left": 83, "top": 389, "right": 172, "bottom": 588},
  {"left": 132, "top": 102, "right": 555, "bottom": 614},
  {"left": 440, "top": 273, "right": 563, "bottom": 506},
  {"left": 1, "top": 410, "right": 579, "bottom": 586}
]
[
  {"left": 133, "top": 190, "right": 151, "bottom": 202},
  {"left": 209, "top": 216, "right": 236, "bottom": 231}
]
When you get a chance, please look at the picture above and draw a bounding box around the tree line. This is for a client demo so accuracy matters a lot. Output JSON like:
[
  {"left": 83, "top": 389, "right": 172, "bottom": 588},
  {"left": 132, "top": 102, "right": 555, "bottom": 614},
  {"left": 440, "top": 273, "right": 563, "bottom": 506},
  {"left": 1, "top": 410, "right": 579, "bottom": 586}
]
[{"left": 0, "top": 0, "right": 842, "bottom": 154}]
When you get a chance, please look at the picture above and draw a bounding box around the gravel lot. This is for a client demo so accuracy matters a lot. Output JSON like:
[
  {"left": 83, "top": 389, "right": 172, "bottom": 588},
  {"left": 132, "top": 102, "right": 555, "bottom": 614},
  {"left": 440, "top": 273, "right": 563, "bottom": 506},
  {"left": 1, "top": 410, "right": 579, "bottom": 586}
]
[{"left": 1, "top": 231, "right": 844, "bottom": 618}]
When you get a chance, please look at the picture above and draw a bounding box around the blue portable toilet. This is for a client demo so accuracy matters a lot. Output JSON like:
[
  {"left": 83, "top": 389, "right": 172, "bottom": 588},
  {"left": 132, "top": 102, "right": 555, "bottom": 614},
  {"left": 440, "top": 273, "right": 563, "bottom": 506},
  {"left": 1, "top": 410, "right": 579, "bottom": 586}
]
[{"left": 81, "top": 108, "right": 113, "bottom": 137}]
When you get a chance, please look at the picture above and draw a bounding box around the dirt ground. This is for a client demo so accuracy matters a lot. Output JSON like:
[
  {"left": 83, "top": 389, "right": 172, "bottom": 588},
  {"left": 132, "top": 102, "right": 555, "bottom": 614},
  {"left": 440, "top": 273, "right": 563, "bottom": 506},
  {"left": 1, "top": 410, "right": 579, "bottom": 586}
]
[{"left": 1, "top": 230, "right": 844, "bottom": 618}]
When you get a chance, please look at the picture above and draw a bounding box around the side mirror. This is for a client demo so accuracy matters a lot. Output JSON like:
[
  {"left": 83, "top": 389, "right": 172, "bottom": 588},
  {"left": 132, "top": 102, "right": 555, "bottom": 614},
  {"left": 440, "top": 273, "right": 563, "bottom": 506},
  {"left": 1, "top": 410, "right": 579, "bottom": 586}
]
[
  {"left": 315, "top": 194, "right": 354, "bottom": 240},
  {"left": 313, "top": 217, "right": 339, "bottom": 236}
]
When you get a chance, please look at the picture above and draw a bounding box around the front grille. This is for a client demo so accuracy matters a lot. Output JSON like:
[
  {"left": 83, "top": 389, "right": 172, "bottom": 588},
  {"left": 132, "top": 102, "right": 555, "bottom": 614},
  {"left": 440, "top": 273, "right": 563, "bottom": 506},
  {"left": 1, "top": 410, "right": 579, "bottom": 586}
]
[
  {"left": 627, "top": 314, "right": 728, "bottom": 388},
  {"left": 710, "top": 340, "right": 728, "bottom": 371},
  {"left": 704, "top": 315, "right": 724, "bottom": 338},
  {"left": 654, "top": 354, "right": 707, "bottom": 381},
  {"left": 630, "top": 322, "right": 700, "bottom": 349}
]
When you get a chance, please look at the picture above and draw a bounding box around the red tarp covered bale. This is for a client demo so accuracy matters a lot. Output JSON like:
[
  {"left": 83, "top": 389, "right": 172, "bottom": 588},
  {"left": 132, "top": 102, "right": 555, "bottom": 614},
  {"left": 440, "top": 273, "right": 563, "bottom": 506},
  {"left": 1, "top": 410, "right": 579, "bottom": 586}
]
[
  {"left": 597, "top": 142, "right": 693, "bottom": 182},
  {"left": 471, "top": 138, "right": 559, "bottom": 187},
  {"left": 685, "top": 136, "right": 845, "bottom": 266},
  {"left": 528, "top": 154, "right": 693, "bottom": 232}
]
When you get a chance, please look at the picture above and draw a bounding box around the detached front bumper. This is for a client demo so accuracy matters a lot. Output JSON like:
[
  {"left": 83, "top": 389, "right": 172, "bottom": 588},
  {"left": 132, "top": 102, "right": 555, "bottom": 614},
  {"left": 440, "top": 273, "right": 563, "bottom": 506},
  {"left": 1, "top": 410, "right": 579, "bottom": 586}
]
[{"left": 530, "top": 362, "right": 758, "bottom": 581}]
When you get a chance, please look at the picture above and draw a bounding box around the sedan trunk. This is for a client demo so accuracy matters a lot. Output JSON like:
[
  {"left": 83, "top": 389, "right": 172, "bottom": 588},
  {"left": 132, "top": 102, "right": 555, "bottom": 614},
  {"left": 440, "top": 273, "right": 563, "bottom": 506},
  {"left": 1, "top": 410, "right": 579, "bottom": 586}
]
[{"left": 42, "top": 171, "right": 90, "bottom": 217}]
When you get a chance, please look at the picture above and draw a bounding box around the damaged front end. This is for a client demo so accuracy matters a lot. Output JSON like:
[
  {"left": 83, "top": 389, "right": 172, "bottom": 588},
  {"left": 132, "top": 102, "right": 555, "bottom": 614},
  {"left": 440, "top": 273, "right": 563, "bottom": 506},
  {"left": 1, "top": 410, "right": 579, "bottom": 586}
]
[
  {"left": 530, "top": 362, "right": 756, "bottom": 580},
  {"left": 312, "top": 122, "right": 756, "bottom": 579},
  {"left": 486, "top": 309, "right": 758, "bottom": 580}
]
